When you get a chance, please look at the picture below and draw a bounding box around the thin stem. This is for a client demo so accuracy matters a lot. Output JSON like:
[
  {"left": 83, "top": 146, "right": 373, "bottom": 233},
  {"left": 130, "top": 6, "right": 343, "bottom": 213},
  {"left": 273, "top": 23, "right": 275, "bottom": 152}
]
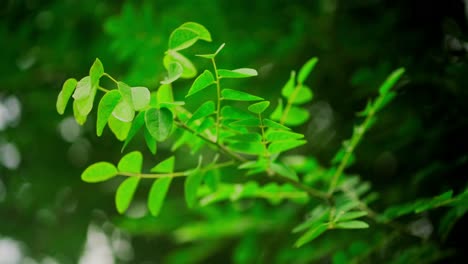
[
  {"left": 119, "top": 171, "right": 188, "bottom": 178},
  {"left": 258, "top": 113, "right": 272, "bottom": 173},
  {"left": 327, "top": 108, "right": 375, "bottom": 196},
  {"left": 103, "top": 73, "right": 118, "bottom": 84},
  {"left": 211, "top": 58, "right": 222, "bottom": 142},
  {"left": 98, "top": 86, "right": 110, "bottom": 93},
  {"left": 275, "top": 174, "right": 329, "bottom": 201}
]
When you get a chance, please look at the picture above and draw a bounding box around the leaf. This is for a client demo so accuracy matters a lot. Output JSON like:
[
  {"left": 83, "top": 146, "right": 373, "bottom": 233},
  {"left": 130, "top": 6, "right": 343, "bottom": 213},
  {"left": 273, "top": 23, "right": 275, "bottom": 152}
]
[
  {"left": 263, "top": 118, "right": 290, "bottom": 130},
  {"left": 188, "top": 101, "right": 215, "bottom": 123},
  {"left": 157, "top": 84, "right": 173, "bottom": 106},
  {"left": 378, "top": 68, "right": 405, "bottom": 95},
  {"left": 266, "top": 131, "right": 304, "bottom": 141},
  {"left": 81, "top": 162, "right": 118, "bottom": 183},
  {"left": 151, "top": 156, "right": 175, "bottom": 173},
  {"left": 131, "top": 86, "right": 150, "bottom": 111},
  {"left": 97, "top": 90, "right": 122, "bottom": 136},
  {"left": 118, "top": 81, "right": 132, "bottom": 103},
  {"left": 161, "top": 62, "right": 183, "bottom": 85},
  {"left": 283, "top": 106, "right": 309, "bottom": 126},
  {"left": 334, "top": 220, "right": 369, "bottom": 229},
  {"left": 168, "top": 28, "right": 199, "bottom": 51},
  {"left": 228, "top": 141, "right": 265, "bottom": 155},
  {"left": 56, "top": 78, "right": 77, "bottom": 114},
  {"left": 268, "top": 140, "right": 306, "bottom": 153},
  {"left": 185, "top": 170, "right": 204, "bottom": 208},
  {"left": 164, "top": 52, "right": 197, "bottom": 79},
  {"left": 180, "top": 22, "right": 212, "bottom": 42},
  {"left": 248, "top": 101, "right": 270, "bottom": 114},
  {"left": 290, "top": 85, "right": 313, "bottom": 105},
  {"left": 108, "top": 114, "right": 131, "bottom": 141},
  {"left": 112, "top": 99, "right": 135, "bottom": 122},
  {"left": 148, "top": 177, "right": 172, "bottom": 216},
  {"left": 218, "top": 68, "right": 258, "bottom": 79},
  {"left": 186, "top": 70, "right": 215, "bottom": 97},
  {"left": 122, "top": 111, "right": 145, "bottom": 151},
  {"left": 74, "top": 85, "right": 97, "bottom": 117},
  {"left": 115, "top": 177, "right": 140, "bottom": 214},
  {"left": 144, "top": 126, "right": 157, "bottom": 155},
  {"left": 196, "top": 117, "right": 215, "bottom": 133},
  {"left": 221, "top": 106, "right": 254, "bottom": 120},
  {"left": 294, "top": 223, "right": 328, "bottom": 248},
  {"left": 196, "top": 43, "right": 225, "bottom": 59},
  {"left": 336, "top": 211, "right": 368, "bottom": 222},
  {"left": 270, "top": 162, "right": 298, "bottom": 181},
  {"left": 270, "top": 99, "right": 283, "bottom": 120},
  {"left": 89, "top": 58, "right": 104, "bottom": 90},
  {"left": 224, "top": 133, "right": 262, "bottom": 142},
  {"left": 221, "top": 89, "right": 263, "bottom": 101},
  {"left": 145, "top": 107, "right": 173, "bottom": 141},
  {"left": 73, "top": 100, "right": 87, "bottom": 125},
  {"left": 72, "top": 76, "right": 92, "bottom": 100},
  {"left": 118, "top": 151, "right": 143, "bottom": 173},
  {"left": 297, "top": 57, "right": 318, "bottom": 84},
  {"left": 281, "top": 71, "right": 296, "bottom": 98}
]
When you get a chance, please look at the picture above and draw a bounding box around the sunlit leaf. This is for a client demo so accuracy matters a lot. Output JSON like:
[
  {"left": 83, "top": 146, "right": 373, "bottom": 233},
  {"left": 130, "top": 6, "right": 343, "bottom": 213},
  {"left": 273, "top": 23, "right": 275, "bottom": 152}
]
[
  {"left": 180, "top": 22, "right": 212, "bottom": 42},
  {"left": 266, "top": 131, "right": 304, "bottom": 141},
  {"left": 161, "top": 62, "right": 183, "bottom": 85},
  {"left": 283, "top": 106, "right": 309, "bottom": 126},
  {"left": 294, "top": 223, "right": 328, "bottom": 248},
  {"left": 90, "top": 58, "right": 104, "bottom": 90},
  {"left": 131, "top": 86, "right": 150, "bottom": 111},
  {"left": 218, "top": 68, "right": 258, "bottom": 79},
  {"left": 81, "top": 162, "right": 118, "bottom": 183},
  {"left": 74, "top": 86, "right": 97, "bottom": 117},
  {"left": 196, "top": 43, "right": 225, "bottom": 59},
  {"left": 222, "top": 89, "right": 263, "bottom": 101},
  {"left": 112, "top": 99, "right": 135, "bottom": 122},
  {"left": 97, "top": 90, "right": 121, "bottom": 136},
  {"left": 145, "top": 107, "right": 173, "bottom": 141},
  {"left": 115, "top": 177, "right": 140, "bottom": 214},
  {"left": 263, "top": 118, "right": 290, "bottom": 130},
  {"left": 221, "top": 106, "right": 254, "bottom": 120},
  {"left": 73, "top": 100, "right": 87, "bottom": 125},
  {"left": 335, "top": 211, "right": 368, "bottom": 222},
  {"left": 268, "top": 140, "right": 306, "bottom": 153},
  {"left": 228, "top": 141, "right": 265, "bottom": 155},
  {"left": 118, "top": 151, "right": 143, "bottom": 173},
  {"left": 144, "top": 126, "right": 157, "bottom": 154},
  {"left": 56, "top": 78, "right": 77, "bottom": 115},
  {"left": 121, "top": 111, "right": 145, "bottom": 152},
  {"left": 168, "top": 28, "right": 199, "bottom": 51},
  {"left": 164, "top": 52, "right": 197, "bottom": 78},
  {"left": 270, "top": 162, "right": 298, "bottom": 180},
  {"left": 378, "top": 68, "right": 405, "bottom": 95},
  {"left": 188, "top": 101, "right": 215, "bottom": 123},
  {"left": 72, "top": 76, "right": 92, "bottom": 100},
  {"left": 108, "top": 114, "right": 131, "bottom": 141},
  {"left": 151, "top": 156, "right": 175, "bottom": 173},
  {"left": 148, "top": 177, "right": 172, "bottom": 216},
  {"left": 281, "top": 71, "right": 296, "bottom": 98},
  {"left": 248, "top": 101, "right": 270, "bottom": 114},
  {"left": 185, "top": 169, "right": 204, "bottom": 208},
  {"left": 290, "top": 85, "right": 313, "bottom": 105},
  {"left": 186, "top": 70, "right": 215, "bottom": 97},
  {"left": 297, "top": 57, "right": 318, "bottom": 84},
  {"left": 224, "top": 133, "right": 262, "bottom": 142},
  {"left": 270, "top": 99, "right": 283, "bottom": 120},
  {"left": 334, "top": 220, "right": 369, "bottom": 229},
  {"left": 229, "top": 118, "right": 261, "bottom": 127}
]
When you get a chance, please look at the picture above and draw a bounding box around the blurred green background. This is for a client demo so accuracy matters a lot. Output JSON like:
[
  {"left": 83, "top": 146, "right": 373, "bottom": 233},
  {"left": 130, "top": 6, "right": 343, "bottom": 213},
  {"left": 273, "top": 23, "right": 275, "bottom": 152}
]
[{"left": 1, "top": 0, "right": 467, "bottom": 263}]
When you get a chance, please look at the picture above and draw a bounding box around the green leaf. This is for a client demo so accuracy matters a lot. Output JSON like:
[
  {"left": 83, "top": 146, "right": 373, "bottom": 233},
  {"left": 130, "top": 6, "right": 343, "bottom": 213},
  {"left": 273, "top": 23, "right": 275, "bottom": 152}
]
[
  {"left": 186, "top": 70, "right": 215, "bottom": 97},
  {"left": 185, "top": 170, "right": 204, "bottom": 208},
  {"left": 151, "top": 156, "right": 175, "bottom": 173},
  {"left": 290, "top": 85, "right": 313, "bottom": 105},
  {"left": 108, "top": 114, "right": 131, "bottom": 141},
  {"left": 164, "top": 52, "right": 197, "bottom": 79},
  {"left": 72, "top": 76, "right": 92, "bottom": 100},
  {"left": 97, "top": 90, "right": 122, "bottom": 136},
  {"left": 168, "top": 28, "right": 199, "bottom": 51},
  {"left": 334, "top": 220, "right": 369, "bottom": 229},
  {"left": 224, "top": 133, "right": 262, "bottom": 142},
  {"left": 81, "top": 162, "right": 118, "bottom": 183},
  {"left": 248, "top": 101, "right": 270, "bottom": 114},
  {"left": 336, "top": 211, "right": 368, "bottom": 222},
  {"left": 144, "top": 126, "right": 157, "bottom": 154},
  {"left": 115, "top": 177, "right": 140, "bottom": 214},
  {"left": 122, "top": 111, "right": 145, "bottom": 152},
  {"left": 188, "top": 101, "right": 215, "bottom": 123},
  {"left": 229, "top": 118, "right": 261, "bottom": 127},
  {"left": 283, "top": 106, "right": 309, "bottom": 126},
  {"left": 180, "top": 22, "right": 212, "bottom": 42},
  {"left": 222, "top": 89, "right": 263, "bottom": 101},
  {"left": 157, "top": 84, "right": 174, "bottom": 105},
  {"left": 221, "top": 106, "right": 254, "bottom": 120},
  {"left": 228, "top": 141, "right": 265, "bottom": 155},
  {"left": 270, "top": 162, "right": 298, "bottom": 181},
  {"left": 263, "top": 118, "right": 290, "bottom": 130},
  {"left": 266, "top": 131, "right": 304, "bottom": 141},
  {"left": 118, "top": 151, "right": 143, "bottom": 173},
  {"left": 74, "top": 85, "right": 97, "bottom": 117},
  {"left": 281, "top": 71, "right": 296, "bottom": 98},
  {"left": 161, "top": 62, "right": 183, "bottom": 85},
  {"left": 131, "top": 87, "right": 150, "bottom": 111},
  {"left": 118, "top": 81, "right": 132, "bottom": 103},
  {"left": 270, "top": 99, "right": 283, "bottom": 120},
  {"left": 56, "top": 78, "right": 77, "bottom": 115},
  {"left": 148, "top": 177, "right": 172, "bottom": 216},
  {"left": 218, "top": 68, "right": 258, "bottom": 79},
  {"left": 378, "top": 68, "right": 405, "bottom": 95},
  {"left": 145, "top": 107, "right": 173, "bottom": 141},
  {"left": 112, "top": 99, "right": 135, "bottom": 122},
  {"left": 90, "top": 58, "right": 104, "bottom": 90},
  {"left": 294, "top": 223, "right": 328, "bottom": 248},
  {"left": 297, "top": 57, "right": 318, "bottom": 84},
  {"left": 73, "top": 100, "right": 87, "bottom": 125},
  {"left": 268, "top": 140, "right": 306, "bottom": 153}
]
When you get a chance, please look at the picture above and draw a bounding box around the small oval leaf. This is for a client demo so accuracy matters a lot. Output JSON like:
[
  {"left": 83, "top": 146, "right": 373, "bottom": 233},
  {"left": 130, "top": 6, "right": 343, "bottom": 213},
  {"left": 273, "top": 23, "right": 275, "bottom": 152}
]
[
  {"left": 218, "top": 68, "right": 258, "bottom": 79},
  {"left": 169, "top": 28, "right": 199, "bottom": 51},
  {"left": 222, "top": 89, "right": 264, "bottom": 101},
  {"left": 56, "top": 78, "right": 78, "bottom": 115},
  {"left": 148, "top": 177, "right": 172, "bottom": 216},
  {"left": 118, "top": 151, "right": 143, "bottom": 173},
  {"left": 186, "top": 70, "right": 215, "bottom": 97},
  {"left": 81, "top": 162, "right": 118, "bottom": 183},
  {"left": 297, "top": 57, "right": 318, "bottom": 84},
  {"left": 185, "top": 170, "right": 204, "bottom": 208},
  {"left": 248, "top": 101, "right": 270, "bottom": 114},
  {"left": 97, "top": 90, "right": 122, "bottom": 136},
  {"left": 115, "top": 177, "right": 140, "bottom": 214},
  {"left": 145, "top": 107, "right": 173, "bottom": 141}
]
